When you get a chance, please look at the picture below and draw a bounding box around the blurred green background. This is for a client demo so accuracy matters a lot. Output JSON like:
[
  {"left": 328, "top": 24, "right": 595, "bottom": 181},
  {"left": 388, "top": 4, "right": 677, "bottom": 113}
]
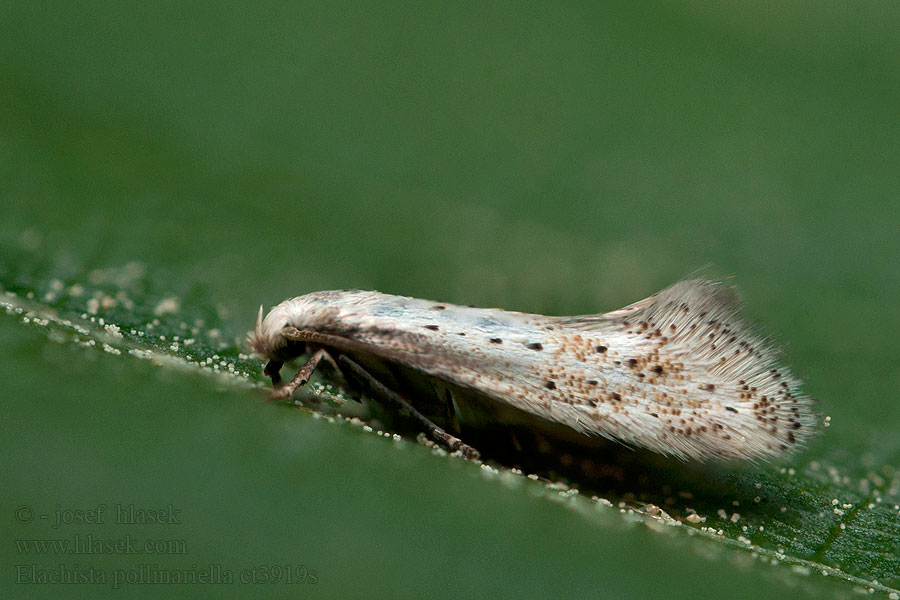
[{"left": 2, "top": 1, "right": 899, "bottom": 598}]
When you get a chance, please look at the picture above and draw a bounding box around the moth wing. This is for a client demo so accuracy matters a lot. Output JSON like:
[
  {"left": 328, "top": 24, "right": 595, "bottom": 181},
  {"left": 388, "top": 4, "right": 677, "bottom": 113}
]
[{"left": 529, "top": 279, "right": 818, "bottom": 460}]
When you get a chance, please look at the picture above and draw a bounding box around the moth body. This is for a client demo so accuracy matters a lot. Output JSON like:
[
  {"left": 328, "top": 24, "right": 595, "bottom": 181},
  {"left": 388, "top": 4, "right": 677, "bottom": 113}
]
[{"left": 249, "top": 280, "right": 819, "bottom": 461}]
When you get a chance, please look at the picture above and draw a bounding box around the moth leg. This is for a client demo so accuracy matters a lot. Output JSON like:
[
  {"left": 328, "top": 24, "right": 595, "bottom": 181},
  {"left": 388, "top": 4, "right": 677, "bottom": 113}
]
[
  {"left": 270, "top": 348, "right": 328, "bottom": 402},
  {"left": 438, "top": 385, "right": 462, "bottom": 434},
  {"left": 263, "top": 360, "right": 284, "bottom": 386},
  {"left": 338, "top": 356, "right": 481, "bottom": 461}
]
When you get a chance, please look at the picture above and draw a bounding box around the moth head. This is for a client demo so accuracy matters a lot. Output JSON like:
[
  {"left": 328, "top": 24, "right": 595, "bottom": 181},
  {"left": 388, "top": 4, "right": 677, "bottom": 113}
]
[{"left": 247, "top": 303, "right": 307, "bottom": 361}]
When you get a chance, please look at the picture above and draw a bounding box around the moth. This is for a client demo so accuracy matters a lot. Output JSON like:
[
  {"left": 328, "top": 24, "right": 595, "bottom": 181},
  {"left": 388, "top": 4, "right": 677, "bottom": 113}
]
[{"left": 248, "top": 279, "right": 818, "bottom": 462}]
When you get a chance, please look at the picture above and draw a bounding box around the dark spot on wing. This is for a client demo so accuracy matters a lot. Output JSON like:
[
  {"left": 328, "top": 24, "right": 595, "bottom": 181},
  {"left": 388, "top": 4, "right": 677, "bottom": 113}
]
[
  {"left": 423, "top": 324, "right": 439, "bottom": 331},
  {"left": 527, "top": 342, "right": 543, "bottom": 351},
  {"left": 489, "top": 338, "right": 503, "bottom": 344}
]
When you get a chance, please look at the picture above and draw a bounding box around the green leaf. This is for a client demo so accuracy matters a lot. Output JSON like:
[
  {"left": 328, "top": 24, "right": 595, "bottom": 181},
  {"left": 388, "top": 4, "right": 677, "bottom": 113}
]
[{"left": 3, "top": 232, "right": 898, "bottom": 598}]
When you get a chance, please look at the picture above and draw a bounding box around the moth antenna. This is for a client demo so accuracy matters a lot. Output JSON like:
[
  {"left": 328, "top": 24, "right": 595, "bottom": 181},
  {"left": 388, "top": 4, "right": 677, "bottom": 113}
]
[{"left": 257, "top": 305, "right": 264, "bottom": 330}]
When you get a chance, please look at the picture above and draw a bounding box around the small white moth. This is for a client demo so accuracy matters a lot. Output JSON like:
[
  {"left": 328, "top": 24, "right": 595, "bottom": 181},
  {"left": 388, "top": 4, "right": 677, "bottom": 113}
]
[{"left": 249, "top": 279, "right": 818, "bottom": 462}]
